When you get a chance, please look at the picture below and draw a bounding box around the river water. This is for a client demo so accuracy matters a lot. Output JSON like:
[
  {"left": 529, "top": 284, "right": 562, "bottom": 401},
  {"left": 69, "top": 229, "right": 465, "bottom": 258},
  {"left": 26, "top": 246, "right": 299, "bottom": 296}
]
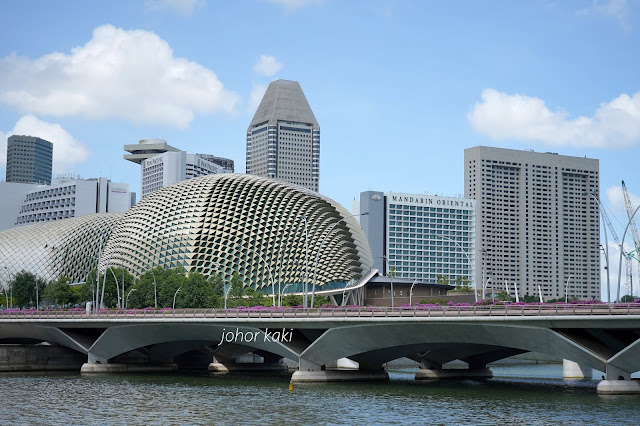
[{"left": 1, "top": 365, "right": 639, "bottom": 425}]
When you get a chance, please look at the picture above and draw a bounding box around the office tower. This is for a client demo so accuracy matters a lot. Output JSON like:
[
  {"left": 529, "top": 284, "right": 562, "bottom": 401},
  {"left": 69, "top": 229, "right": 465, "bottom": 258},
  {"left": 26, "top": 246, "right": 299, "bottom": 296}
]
[
  {"left": 354, "top": 191, "right": 476, "bottom": 288},
  {"left": 247, "top": 79, "right": 320, "bottom": 192},
  {"left": 6, "top": 135, "right": 53, "bottom": 184},
  {"left": 464, "top": 146, "right": 600, "bottom": 301},
  {"left": 124, "top": 139, "right": 233, "bottom": 198}
]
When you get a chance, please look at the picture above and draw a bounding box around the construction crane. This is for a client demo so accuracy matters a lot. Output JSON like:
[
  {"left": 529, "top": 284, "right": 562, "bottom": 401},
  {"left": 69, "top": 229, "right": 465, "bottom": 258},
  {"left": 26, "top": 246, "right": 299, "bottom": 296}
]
[
  {"left": 622, "top": 181, "right": 640, "bottom": 298},
  {"left": 598, "top": 197, "right": 634, "bottom": 298}
]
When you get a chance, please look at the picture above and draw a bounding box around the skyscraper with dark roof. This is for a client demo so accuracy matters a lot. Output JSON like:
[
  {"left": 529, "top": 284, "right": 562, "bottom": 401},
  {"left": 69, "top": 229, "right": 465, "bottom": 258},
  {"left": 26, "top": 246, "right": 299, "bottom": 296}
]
[
  {"left": 6, "top": 135, "right": 53, "bottom": 184},
  {"left": 246, "top": 79, "right": 320, "bottom": 192}
]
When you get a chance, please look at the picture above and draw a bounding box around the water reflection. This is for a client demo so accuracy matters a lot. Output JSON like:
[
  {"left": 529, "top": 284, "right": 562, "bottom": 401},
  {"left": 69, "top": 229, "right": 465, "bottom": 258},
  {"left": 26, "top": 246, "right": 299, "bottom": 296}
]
[{"left": 1, "top": 366, "right": 639, "bottom": 425}]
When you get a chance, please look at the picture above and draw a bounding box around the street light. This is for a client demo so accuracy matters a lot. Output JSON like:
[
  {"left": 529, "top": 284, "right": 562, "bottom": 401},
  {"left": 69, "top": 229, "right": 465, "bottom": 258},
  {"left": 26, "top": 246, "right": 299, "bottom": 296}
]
[
  {"left": 617, "top": 204, "right": 640, "bottom": 302},
  {"left": 224, "top": 283, "right": 233, "bottom": 309},
  {"left": 409, "top": 279, "right": 418, "bottom": 306},
  {"left": 586, "top": 191, "right": 610, "bottom": 303},
  {"left": 4, "top": 266, "right": 13, "bottom": 309},
  {"left": 310, "top": 212, "right": 369, "bottom": 308},
  {"left": 148, "top": 267, "right": 158, "bottom": 308},
  {"left": 565, "top": 274, "right": 574, "bottom": 303},
  {"left": 280, "top": 282, "right": 293, "bottom": 305},
  {"left": 125, "top": 288, "right": 137, "bottom": 309},
  {"left": 301, "top": 215, "right": 309, "bottom": 308},
  {"left": 381, "top": 255, "right": 394, "bottom": 308},
  {"left": 235, "top": 244, "right": 276, "bottom": 307},
  {"left": 173, "top": 287, "right": 181, "bottom": 309},
  {"left": 437, "top": 235, "right": 475, "bottom": 303}
]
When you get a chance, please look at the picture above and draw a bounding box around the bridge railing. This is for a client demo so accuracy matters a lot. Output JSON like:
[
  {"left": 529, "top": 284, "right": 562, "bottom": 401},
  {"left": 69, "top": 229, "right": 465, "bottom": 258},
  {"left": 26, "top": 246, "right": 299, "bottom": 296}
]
[{"left": 1, "top": 303, "right": 640, "bottom": 320}]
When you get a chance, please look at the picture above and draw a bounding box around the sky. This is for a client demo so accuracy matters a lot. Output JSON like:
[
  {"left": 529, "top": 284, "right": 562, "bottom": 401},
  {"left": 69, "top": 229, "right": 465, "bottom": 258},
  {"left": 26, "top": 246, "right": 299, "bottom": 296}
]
[{"left": 1, "top": 0, "right": 640, "bottom": 300}]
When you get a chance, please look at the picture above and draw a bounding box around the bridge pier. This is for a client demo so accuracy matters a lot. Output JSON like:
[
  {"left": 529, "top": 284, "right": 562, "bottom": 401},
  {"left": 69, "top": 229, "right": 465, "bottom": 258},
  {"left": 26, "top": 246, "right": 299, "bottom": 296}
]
[
  {"left": 563, "top": 359, "right": 593, "bottom": 379},
  {"left": 597, "top": 365, "right": 640, "bottom": 394},
  {"left": 414, "top": 360, "right": 492, "bottom": 380},
  {"left": 414, "top": 367, "right": 493, "bottom": 380},
  {"left": 208, "top": 354, "right": 288, "bottom": 374},
  {"left": 291, "top": 358, "right": 389, "bottom": 383},
  {"left": 80, "top": 362, "right": 179, "bottom": 374}
]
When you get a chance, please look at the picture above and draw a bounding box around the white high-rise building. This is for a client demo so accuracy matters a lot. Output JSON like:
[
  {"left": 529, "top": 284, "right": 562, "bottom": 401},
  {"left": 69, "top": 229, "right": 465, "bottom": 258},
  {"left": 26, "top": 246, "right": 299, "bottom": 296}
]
[
  {"left": 246, "top": 80, "right": 320, "bottom": 192},
  {"left": 354, "top": 191, "right": 476, "bottom": 288},
  {"left": 464, "top": 146, "right": 600, "bottom": 301}
]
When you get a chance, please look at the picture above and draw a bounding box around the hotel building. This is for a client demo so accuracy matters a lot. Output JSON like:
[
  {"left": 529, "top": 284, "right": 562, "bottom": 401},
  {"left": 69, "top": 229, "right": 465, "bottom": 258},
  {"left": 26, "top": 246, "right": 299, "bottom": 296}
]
[
  {"left": 354, "top": 191, "right": 476, "bottom": 289},
  {"left": 464, "top": 146, "right": 600, "bottom": 300}
]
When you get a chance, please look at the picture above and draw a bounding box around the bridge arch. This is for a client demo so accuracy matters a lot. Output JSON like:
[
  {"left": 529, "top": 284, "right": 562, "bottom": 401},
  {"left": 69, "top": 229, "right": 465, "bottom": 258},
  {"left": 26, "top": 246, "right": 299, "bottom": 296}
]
[{"left": 300, "top": 323, "right": 607, "bottom": 371}]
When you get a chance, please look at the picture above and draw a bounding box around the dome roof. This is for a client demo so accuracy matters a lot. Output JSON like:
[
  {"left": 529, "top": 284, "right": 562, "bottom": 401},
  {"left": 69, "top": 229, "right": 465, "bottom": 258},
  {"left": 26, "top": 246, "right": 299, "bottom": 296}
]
[
  {"left": 0, "top": 213, "right": 123, "bottom": 284},
  {"left": 101, "top": 174, "right": 373, "bottom": 293}
]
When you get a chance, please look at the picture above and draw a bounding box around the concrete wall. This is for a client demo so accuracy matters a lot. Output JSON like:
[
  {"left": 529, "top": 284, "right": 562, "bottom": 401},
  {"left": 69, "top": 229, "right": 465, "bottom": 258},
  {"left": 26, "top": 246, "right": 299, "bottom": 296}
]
[{"left": 0, "top": 344, "right": 85, "bottom": 372}]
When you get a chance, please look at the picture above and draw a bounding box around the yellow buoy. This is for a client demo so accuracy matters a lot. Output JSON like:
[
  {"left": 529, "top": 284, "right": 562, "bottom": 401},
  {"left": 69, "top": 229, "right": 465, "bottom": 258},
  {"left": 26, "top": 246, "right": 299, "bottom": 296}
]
[{"left": 289, "top": 381, "right": 293, "bottom": 392}]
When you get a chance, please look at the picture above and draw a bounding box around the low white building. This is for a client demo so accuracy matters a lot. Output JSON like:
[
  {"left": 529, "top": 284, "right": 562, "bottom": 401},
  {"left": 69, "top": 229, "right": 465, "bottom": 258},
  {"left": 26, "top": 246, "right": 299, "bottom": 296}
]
[
  {"left": 10, "top": 177, "right": 134, "bottom": 227},
  {"left": 141, "top": 151, "right": 231, "bottom": 198}
]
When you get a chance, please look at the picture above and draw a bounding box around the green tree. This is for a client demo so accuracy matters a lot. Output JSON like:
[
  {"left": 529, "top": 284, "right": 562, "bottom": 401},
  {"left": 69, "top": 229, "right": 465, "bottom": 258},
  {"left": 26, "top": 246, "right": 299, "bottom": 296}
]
[
  {"left": 496, "top": 290, "right": 515, "bottom": 302},
  {"left": 245, "top": 287, "right": 266, "bottom": 307},
  {"left": 43, "top": 276, "right": 75, "bottom": 308},
  {"left": 178, "top": 272, "right": 215, "bottom": 308},
  {"left": 521, "top": 294, "right": 538, "bottom": 303},
  {"left": 436, "top": 275, "right": 449, "bottom": 286},
  {"left": 157, "top": 268, "right": 187, "bottom": 307},
  {"left": 11, "top": 271, "right": 46, "bottom": 308},
  {"left": 282, "top": 294, "right": 303, "bottom": 307}
]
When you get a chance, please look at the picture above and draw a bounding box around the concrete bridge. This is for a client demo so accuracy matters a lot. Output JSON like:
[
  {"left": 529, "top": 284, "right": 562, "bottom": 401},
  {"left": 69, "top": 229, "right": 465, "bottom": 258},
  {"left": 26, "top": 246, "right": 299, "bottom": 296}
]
[{"left": 2, "top": 303, "right": 640, "bottom": 394}]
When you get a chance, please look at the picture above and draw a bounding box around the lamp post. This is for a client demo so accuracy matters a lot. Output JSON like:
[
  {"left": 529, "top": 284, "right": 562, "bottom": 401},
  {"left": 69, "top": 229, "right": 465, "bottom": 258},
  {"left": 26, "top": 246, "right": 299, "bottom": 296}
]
[
  {"left": 311, "top": 212, "right": 369, "bottom": 308},
  {"left": 437, "top": 235, "right": 475, "bottom": 303},
  {"left": 280, "top": 282, "right": 293, "bottom": 305},
  {"left": 173, "top": 287, "right": 181, "bottom": 309},
  {"left": 2, "top": 287, "right": 8, "bottom": 309},
  {"left": 4, "top": 266, "right": 13, "bottom": 309},
  {"left": 617, "top": 204, "right": 640, "bottom": 303},
  {"left": 409, "top": 279, "right": 418, "bottom": 306},
  {"left": 125, "top": 288, "right": 137, "bottom": 309},
  {"left": 235, "top": 244, "right": 276, "bottom": 307},
  {"left": 586, "top": 191, "right": 610, "bottom": 303},
  {"left": 382, "top": 255, "right": 394, "bottom": 308},
  {"left": 565, "top": 274, "right": 573, "bottom": 303},
  {"left": 148, "top": 267, "right": 158, "bottom": 309},
  {"left": 224, "top": 283, "right": 232, "bottom": 310},
  {"left": 301, "top": 215, "right": 309, "bottom": 308}
]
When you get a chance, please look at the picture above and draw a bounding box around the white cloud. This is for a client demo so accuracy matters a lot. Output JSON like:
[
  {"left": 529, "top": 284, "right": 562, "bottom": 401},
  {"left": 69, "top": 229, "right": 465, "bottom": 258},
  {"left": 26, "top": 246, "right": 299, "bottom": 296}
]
[
  {"left": 0, "top": 25, "right": 240, "bottom": 129},
  {"left": 266, "top": 0, "right": 323, "bottom": 11},
  {"left": 578, "top": 0, "right": 632, "bottom": 31},
  {"left": 0, "top": 115, "right": 89, "bottom": 174},
  {"left": 145, "top": 0, "right": 206, "bottom": 16},
  {"left": 248, "top": 84, "right": 267, "bottom": 113},
  {"left": 253, "top": 55, "right": 284, "bottom": 77},
  {"left": 468, "top": 89, "right": 640, "bottom": 148}
]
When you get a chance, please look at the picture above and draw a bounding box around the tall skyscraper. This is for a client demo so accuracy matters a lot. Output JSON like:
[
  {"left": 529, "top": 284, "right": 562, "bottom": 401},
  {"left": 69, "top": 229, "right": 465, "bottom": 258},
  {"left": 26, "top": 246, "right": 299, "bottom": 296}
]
[
  {"left": 247, "top": 79, "right": 320, "bottom": 192},
  {"left": 464, "top": 146, "right": 600, "bottom": 301},
  {"left": 6, "top": 135, "right": 53, "bottom": 184}
]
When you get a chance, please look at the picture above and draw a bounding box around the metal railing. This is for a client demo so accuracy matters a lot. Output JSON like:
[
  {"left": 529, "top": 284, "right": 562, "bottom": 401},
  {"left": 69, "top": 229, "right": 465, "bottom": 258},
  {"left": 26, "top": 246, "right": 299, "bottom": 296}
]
[{"left": 1, "top": 303, "right": 640, "bottom": 320}]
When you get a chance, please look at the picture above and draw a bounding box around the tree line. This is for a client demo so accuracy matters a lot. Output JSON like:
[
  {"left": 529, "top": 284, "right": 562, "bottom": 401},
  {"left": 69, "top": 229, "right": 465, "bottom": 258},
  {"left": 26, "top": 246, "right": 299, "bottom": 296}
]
[{"left": 2, "top": 267, "right": 327, "bottom": 309}]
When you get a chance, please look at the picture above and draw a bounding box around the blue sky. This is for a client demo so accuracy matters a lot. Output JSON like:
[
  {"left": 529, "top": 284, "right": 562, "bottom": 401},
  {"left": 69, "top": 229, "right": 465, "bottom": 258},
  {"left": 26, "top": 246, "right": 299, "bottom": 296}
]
[{"left": 1, "top": 0, "right": 639, "bottom": 297}]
